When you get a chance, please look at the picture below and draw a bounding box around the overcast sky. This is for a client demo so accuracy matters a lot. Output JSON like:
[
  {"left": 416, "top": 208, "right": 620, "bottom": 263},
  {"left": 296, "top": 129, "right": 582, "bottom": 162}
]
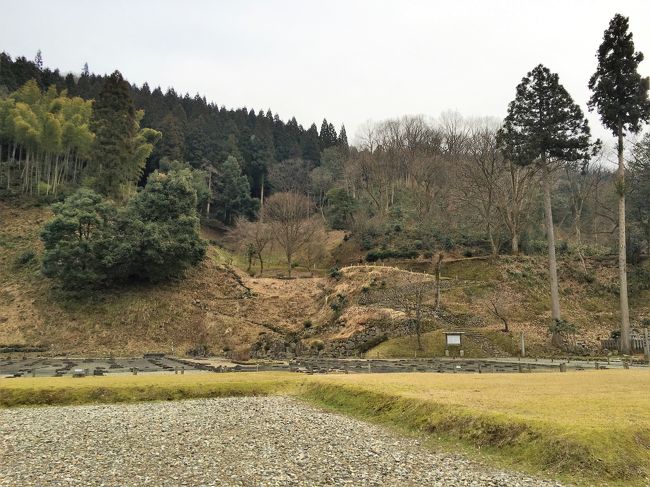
[{"left": 2, "top": 0, "right": 649, "bottom": 149}]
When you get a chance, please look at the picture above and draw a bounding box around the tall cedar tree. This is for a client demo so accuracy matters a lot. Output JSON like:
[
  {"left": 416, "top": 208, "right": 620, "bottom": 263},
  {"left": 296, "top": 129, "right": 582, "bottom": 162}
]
[
  {"left": 89, "top": 71, "right": 138, "bottom": 199},
  {"left": 212, "top": 155, "right": 258, "bottom": 225},
  {"left": 338, "top": 124, "right": 349, "bottom": 155},
  {"left": 588, "top": 14, "right": 650, "bottom": 354},
  {"left": 498, "top": 64, "right": 595, "bottom": 338},
  {"left": 302, "top": 123, "right": 321, "bottom": 164}
]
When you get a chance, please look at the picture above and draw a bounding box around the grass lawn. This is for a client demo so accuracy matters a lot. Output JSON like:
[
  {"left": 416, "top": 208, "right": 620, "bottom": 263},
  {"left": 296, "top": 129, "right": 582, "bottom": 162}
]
[
  {"left": 365, "top": 329, "right": 519, "bottom": 358},
  {"left": 2, "top": 370, "right": 649, "bottom": 485}
]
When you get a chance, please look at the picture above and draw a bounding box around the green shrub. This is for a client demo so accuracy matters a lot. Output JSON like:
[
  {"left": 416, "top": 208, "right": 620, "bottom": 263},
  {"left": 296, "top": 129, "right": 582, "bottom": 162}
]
[
  {"left": 365, "top": 248, "right": 418, "bottom": 262},
  {"left": 549, "top": 319, "right": 577, "bottom": 335},
  {"left": 328, "top": 267, "right": 342, "bottom": 280},
  {"left": 14, "top": 249, "right": 36, "bottom": 268},
  {"left": 41, "top": 170, "right": 206, "bottom": 289}
]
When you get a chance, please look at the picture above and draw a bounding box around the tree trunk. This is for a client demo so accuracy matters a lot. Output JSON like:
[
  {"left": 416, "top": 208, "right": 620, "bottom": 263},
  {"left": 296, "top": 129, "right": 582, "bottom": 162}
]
[
  {"left": 287, "top": 251, "right": 292, "bottom": 278},
  {"left": 542, "top": 167, "right": 561, "bottom": 325},
  {"left": 487, "top": 223, "right": 498, "bottom": 256},
  {"left": 617, "top": 124, "right": 631, "bottom": 355},
  {"left": 511, "top": 232, "right": 519, "bottom": 255},
  {"left": 206, "top": 173, "right": 212, "bottom": 216},
  {"left": 260, "top": 176, "right": 264, "bottom": 210},
  {"left": 434, "top": 253, "right": 443, "bottom": 310},
  {"left": 415, "top": 291, "right": 423, "bottom": 351},
  {"left": 258, "top": 253, "right": 264, "bottom": 276}
]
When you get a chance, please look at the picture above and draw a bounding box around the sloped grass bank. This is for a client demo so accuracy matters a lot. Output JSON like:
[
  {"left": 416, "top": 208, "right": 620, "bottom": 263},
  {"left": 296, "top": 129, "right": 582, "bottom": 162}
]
[
  {"left": 0, "top": 372, "right": 298, "bottom": 407},
  {"left": 300, "top": 371, "right": 650, "bottom": 486},
  {"left": 2, "top": 370, "right": 649, "bottom": 485}
]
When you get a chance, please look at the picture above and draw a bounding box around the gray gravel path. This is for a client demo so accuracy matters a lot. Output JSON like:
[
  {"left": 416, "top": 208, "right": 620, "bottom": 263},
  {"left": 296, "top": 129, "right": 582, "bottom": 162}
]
[{"left": 0, "top": 397, "right": 563, "bottom": 486}]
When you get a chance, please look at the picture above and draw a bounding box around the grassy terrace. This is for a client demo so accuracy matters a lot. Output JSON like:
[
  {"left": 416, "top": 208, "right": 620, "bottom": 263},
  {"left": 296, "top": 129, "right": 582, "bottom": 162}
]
[{"left": 1, "top": 370, "right": 649, "bottom": 485}]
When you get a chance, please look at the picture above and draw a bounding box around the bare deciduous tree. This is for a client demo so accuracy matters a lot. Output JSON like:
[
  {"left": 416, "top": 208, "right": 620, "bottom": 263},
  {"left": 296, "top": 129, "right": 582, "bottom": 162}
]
[
  {"left": 265, "top": 192, "right": 316, "bottom": 277},
  {"left": 229, "top": 216, "right": 274, "bottom": 275}
]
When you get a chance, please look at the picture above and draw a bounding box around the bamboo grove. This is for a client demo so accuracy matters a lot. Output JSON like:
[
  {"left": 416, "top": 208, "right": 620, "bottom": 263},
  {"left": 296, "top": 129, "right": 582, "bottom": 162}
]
[
  {"left": 0, "top": 80, "right": 93, "bottom": 195},
  {"left": 0, "top": 79, "right": 159, "bottom": 198}
]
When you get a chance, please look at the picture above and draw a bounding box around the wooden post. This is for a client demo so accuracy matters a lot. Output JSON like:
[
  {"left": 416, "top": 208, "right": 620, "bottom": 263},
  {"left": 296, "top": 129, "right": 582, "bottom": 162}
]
[
  {"left": 181, "top": 366, "right": 185, "bottom": 375},
  {"left": 644, "top": 328, "right": 650, "bottom": 363},
  {"left": 559, "top": 363, "right": 566, "bottom": 372},
  {"left": 520, "top": 332, "right": 526, "bottom": 358}
]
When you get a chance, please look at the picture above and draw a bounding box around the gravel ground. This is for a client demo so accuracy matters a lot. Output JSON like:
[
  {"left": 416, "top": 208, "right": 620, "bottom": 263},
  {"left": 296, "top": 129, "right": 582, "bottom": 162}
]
[{"left": 0, "top": 397, "right": 564, "bottom": 487}]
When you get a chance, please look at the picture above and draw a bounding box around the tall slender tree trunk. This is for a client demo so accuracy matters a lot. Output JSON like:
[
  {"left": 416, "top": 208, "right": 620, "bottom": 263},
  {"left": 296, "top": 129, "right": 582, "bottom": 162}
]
[
  {"left": 206, "top": 173, "right": 212, "bottom": 216},
  {"left": 260, "top": 175, "right": 264, "bottom": 209},
  {"left": 258, "top": 253, "right": 264, "bottom": 276},
  {"left": 542, "top": 165, "right": 561, "bottom": 324},
  {"left": 434, "top": 252, "right": 443, "bottom": 310},
  {"left": 617, "top": 123, "right": 631, "bottom": 354}
]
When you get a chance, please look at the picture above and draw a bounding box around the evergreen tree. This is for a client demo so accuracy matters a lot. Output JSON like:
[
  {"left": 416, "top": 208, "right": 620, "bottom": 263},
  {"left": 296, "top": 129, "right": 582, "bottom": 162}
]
[
  {"left": 157, "top": 113, "right": 185, "bottom": 161},
  {"left": 89, "top": 71, "right": 139, "bottom": 199},
  {"left": 212, "top": 155, "right": 258, "bottom": 225},
  {"left": 319, "top": 118, "right": 329, "bottom": 150},
  {"left": 630, "top": 134, "right": 650, "bottom": 255},
  {"left": 34, "top": 50, "right": 43, "bottom": 70},
  {"left": 498, "top": 64, "right": 595, "bottom": 339},
  {"left": 588, "top": 14, "right": 650, "bottom": 354},
  {"left": 41, "top": 188, "right": 117, "bottom": 288},
  {"left": 123, "top": 169, "right": 206, "bottom": 281},
  {"left": 338, "top": 124, "right": 349, "bottom": 155},
  {"left": 319, "top": 118, "right": 338, "bottom": 149},
  {"left": 302, "top": 123, "right": 321, "bottom": 164}
]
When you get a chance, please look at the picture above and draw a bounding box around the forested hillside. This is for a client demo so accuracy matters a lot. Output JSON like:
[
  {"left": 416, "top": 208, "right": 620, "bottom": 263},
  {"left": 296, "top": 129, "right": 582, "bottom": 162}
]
[
  {"left": 0, "top": 51, "right": 347, "bottom": 208},
  {"left": 1, "top": 38, "right": 649, "bottom": 358}
]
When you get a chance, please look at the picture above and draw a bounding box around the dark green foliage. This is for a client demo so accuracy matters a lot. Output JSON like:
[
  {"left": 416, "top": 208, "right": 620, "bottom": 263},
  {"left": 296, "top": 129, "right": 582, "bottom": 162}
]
[
  {"left": 41, "top": 171, "right": 206, "bottom": 289},
  {"left": 319, "top": 118, "right": 338, "bottom": 150},
  {"left": 41, "top": 189, "right": 117, "bottom": 288},
  {"left": 498, "top": 64, "right": 595, "bottom": 168},
  {"left": 211, "top": 155, "right": 258, "bottom": 225},
  {"left": 325, "top": 187, "right": 356, "bottom": 229},
  {"left": 302, "top": 123, "right": 321, "bottom": 164},
  {"left": 548, "top": 319, "right": 577, "bottom": 335},
  {"left": 588, "top": 14, "right": 650, "bottom": 137},
  {"left": 365, "top": 248, "right": 418, "bottom": 262},
  {"left": 88, "top": 71, "right": 138, "bottom": 199},
  {"left": 1, "top": 51, "right": 332, "bottom": 204},
  {"left": 14, "top": 249, "right": 36, "bottom": 268},
  {"left": 328, "top": 266, "right": 342, "bottom": 280},
  {"left": 630, "top": 134, "right": 650, "bottom": 250},
  {"left": 337, "top": 124, "right": 349, "bottom": 154},
  {"left": 157, "top": 113, "right": 185, "bottom": 161}
]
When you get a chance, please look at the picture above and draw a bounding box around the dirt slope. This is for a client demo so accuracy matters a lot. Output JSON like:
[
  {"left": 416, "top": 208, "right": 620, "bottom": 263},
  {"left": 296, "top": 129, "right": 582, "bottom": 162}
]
[
  {"left": 1, "top": 202, "right": 648, "bottom": 358},
  {"left": 0, "top": 202, "right": 326, "bottom": 356}
]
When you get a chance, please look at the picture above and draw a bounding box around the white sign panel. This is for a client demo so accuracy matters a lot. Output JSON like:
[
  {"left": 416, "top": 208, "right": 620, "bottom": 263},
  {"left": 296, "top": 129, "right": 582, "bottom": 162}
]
[{"left": 446, "top": 334, "right": 461, "bottom": 346}]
